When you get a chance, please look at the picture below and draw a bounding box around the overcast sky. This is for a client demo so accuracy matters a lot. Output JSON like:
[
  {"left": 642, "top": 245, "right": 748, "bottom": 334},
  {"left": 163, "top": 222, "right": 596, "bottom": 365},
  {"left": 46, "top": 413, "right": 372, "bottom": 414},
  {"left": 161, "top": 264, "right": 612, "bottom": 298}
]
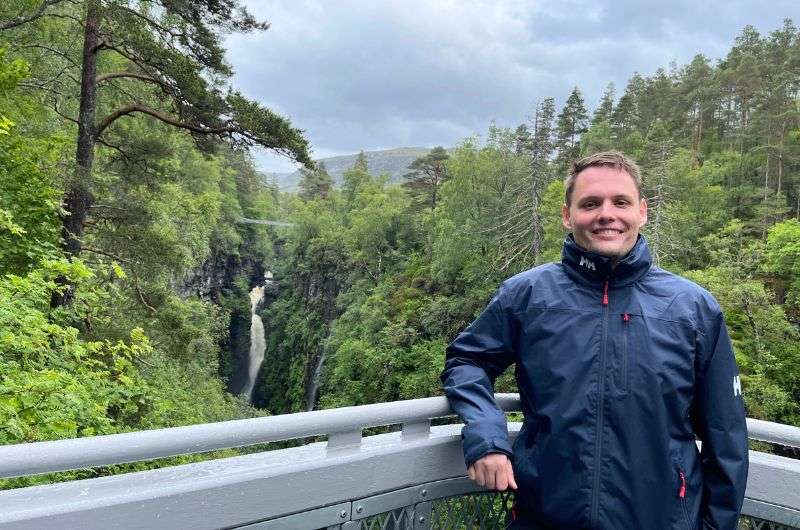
[{"left": 225, "top": 1, "right": 800, "bottom": 173}]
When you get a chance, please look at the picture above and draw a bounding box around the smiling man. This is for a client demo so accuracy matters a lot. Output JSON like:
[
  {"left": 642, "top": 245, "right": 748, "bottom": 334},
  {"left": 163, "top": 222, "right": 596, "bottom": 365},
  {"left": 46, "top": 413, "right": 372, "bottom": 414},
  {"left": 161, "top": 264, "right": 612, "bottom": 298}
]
[{"left": 441, "top": 151, "right": 748, "bottom": 529}]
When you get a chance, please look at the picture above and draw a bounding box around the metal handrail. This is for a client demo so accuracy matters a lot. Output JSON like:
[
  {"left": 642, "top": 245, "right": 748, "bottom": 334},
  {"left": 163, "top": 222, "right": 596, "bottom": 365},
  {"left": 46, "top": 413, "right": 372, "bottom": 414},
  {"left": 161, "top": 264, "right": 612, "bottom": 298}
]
[
  {"left": 0, "top": 394, "right": 520, "bottom": 478},
  {"left": 0, "top": 393, "right": 796, "bottom": 479},
  {"left": 747, "top": 418, "right": 800, "bottom": 448}
]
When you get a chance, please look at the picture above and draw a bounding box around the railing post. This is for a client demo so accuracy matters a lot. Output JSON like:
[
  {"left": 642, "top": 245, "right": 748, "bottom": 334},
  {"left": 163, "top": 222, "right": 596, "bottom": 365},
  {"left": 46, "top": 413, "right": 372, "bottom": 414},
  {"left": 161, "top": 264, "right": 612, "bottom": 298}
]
[
  {"left": 327, "top": 429, "right": 362, "bottom": 454},
  {"left": 402, "top": 420, "right": 431, "bottom": 440},
  {"left": 414, "top": 501, "right": 432, "bottom": 530}
]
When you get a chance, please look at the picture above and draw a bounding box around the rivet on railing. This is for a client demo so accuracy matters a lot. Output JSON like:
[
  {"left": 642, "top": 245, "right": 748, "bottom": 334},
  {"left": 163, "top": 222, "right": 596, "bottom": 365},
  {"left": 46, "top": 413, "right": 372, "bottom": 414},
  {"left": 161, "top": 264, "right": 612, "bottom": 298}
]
[
  {"left": 340, "top": 510, "right": 348, "bottom": 519},
  {"left": 356, "top": 505, "right": 364, "bottom": 514},
  {"left": 420, "top": 489, "right": 428, "bottom": 497}
]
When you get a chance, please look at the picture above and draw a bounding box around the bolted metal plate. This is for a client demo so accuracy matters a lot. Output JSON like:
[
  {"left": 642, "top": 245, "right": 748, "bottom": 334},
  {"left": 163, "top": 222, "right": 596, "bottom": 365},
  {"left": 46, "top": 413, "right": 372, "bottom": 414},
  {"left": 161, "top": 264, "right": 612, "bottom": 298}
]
[{"left": 237, "top": 502, "right": 351, "bottom": 529}]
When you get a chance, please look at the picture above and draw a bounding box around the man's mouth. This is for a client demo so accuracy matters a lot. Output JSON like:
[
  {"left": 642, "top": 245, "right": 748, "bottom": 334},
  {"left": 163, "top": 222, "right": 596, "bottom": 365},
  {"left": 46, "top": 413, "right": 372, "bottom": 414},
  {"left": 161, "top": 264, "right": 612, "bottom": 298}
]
[{"left": 592, "top": 228, "right": 624, "bottom": 236}]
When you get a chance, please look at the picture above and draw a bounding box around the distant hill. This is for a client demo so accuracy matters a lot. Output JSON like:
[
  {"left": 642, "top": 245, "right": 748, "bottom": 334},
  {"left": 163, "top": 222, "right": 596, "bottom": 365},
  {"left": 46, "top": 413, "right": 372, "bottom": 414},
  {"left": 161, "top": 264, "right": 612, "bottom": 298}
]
[{"left": 261, "top": 147, "right": 436, "bottom": 191}]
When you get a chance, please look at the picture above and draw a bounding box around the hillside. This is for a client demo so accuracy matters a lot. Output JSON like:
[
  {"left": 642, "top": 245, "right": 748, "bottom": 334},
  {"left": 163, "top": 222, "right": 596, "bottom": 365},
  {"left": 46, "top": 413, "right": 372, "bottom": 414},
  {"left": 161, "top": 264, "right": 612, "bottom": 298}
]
[{"left": 263, "top": 147, "right": 435, "bottom": 190}]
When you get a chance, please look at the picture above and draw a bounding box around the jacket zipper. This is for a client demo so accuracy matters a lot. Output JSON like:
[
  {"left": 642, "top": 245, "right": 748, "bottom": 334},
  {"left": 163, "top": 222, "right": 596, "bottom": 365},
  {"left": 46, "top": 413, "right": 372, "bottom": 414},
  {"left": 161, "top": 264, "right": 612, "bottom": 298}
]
[
  {"left": 678, "top": 468, "right": 690, "bottom": 530},
  {"left": 590, "top": 278, "right": 610, "bottom": 527},
  {"left": 622, "top": 313, "right": 630, "bottom": 393}
]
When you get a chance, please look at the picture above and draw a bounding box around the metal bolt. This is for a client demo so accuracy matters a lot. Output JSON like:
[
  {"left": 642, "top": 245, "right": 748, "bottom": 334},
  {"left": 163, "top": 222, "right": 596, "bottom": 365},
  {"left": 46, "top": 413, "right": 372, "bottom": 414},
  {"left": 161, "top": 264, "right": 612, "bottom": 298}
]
[
  {"left": 419, "top": 516, "right": 426, "bottom": 523},
  {"left": 356, "top": 505, "right": 364, "bottom": 514},
  {"left": 339, "top": 510, "right": 348, "bottom": 519},
  {"left": 420, "top": 489, "right": 428, "bottom": 497}
]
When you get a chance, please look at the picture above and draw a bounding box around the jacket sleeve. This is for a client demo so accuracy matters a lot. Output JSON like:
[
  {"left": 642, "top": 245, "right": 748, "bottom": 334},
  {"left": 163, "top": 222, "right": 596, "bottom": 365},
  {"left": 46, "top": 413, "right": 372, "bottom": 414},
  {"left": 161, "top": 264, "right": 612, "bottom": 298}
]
[
  {"left": 691, "top": 299, "right": 749, "bottom": 530},
  {"left": 440, "top": 282, "right": 517, "bottom": 468}
]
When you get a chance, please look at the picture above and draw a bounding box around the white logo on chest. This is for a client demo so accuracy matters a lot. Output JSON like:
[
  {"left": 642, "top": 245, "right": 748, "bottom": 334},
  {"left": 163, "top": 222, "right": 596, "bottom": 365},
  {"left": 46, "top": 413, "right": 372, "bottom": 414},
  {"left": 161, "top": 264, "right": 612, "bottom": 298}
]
[
  {"left": 579, "top": 256, "right": 596, "bottom": 271},
  {"left": 733, "top": 375, "right": 742, "bottom": 397}
]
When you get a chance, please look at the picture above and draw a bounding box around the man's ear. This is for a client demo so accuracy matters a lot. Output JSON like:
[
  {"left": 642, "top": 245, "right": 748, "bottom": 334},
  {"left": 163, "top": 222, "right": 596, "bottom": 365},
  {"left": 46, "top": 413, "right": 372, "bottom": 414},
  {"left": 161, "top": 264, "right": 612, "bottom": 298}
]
[
  {"left": 561, "top": 204, "right": 572, "bottom": 230},
  {"left": 639, "top": 198, "right": 648, "bottom": 227}
]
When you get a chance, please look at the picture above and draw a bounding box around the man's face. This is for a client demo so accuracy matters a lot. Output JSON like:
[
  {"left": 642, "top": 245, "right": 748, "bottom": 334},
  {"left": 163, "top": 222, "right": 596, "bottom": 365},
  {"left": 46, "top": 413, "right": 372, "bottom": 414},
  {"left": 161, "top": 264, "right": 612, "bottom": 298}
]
[{"left": 562, "top": 166, "right": 647, "bottom": 259}]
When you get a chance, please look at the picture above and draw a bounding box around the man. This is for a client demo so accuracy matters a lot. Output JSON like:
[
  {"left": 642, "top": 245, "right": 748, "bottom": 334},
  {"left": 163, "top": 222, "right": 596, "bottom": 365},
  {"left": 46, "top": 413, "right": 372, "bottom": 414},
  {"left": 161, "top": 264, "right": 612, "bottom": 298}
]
[{"left": 441, "top": 151, "right": 748, "bottom": 529}]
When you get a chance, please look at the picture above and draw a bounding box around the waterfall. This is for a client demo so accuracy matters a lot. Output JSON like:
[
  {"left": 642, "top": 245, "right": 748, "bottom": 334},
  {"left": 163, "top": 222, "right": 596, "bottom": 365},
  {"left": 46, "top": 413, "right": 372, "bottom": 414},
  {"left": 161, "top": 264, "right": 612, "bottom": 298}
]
[
  {"left": 306, "top": 351, "right": 325, "bottom": 411},
  {"left": 241, "top": 282, "right": 267, "bottom": 401}
]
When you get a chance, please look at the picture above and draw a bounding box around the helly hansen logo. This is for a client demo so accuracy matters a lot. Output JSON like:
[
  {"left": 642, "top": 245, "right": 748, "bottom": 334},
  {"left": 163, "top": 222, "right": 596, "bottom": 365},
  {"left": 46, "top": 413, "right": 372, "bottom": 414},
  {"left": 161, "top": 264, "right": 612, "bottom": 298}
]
[
  {"left": 579, "top": 256, "right": 596, "bottom": 271},
  {"left": 733, "top": 375, "right": 742, "bottom": 397}
]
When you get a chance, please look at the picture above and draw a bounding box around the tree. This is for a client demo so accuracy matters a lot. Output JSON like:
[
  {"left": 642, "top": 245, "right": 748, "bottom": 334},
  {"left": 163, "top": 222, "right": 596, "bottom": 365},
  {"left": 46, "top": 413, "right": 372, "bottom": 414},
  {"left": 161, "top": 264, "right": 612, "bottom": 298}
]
[
  {"left": 555, "top": 87, "right": 589, "bottom": 172},
  {"left": 514, "top": 123, "right": 533, "bottom": 155},
  {"left": 404, "top": 146, "right": 449, "bottom": 259},
  {"left": 611, "top": 73, "right": 646, "bottom": 142},
  {"left": 641, "top": 119, "right": 674, "bottom": 265},
  {"left": 299, "top": 161, "right": 333, "bottom": 201},
  {"left": 592, "top": 82, "right": 615, "bottom": 125},
  {"left": 678, "top": 54, "right": 716, "bottom": 158},
  {"left": 3, "top": 0, "right": 311, "bottom": 306},
  {"left": 343, "top": 151, "right": 371, "bottom": 206},
  {"left": 403, "top": 146, "right": 449, "bottom": 211}
]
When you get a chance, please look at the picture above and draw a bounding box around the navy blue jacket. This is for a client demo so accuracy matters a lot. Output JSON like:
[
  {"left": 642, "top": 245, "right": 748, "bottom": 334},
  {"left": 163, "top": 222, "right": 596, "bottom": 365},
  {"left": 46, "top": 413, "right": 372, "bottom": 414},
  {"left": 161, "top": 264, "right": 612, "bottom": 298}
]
[{"left": 441, "top": 235, "right": 748, "bottom": 530}]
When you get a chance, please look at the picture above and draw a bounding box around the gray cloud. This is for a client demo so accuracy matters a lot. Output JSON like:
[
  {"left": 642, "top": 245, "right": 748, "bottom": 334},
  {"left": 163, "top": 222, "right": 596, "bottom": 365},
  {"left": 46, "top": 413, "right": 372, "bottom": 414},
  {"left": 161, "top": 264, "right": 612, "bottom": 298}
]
[{"left": 226, "top": 1, "right": 799, "bottom": 172}]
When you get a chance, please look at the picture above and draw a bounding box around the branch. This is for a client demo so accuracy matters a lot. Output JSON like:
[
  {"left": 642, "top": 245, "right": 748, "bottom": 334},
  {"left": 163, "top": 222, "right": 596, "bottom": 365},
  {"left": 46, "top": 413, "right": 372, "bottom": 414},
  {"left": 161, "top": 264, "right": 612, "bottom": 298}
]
[
  {"left": 96, "top": 137, "right": 133, "bottom": 160},
  {"left": 12, "top": 43, "right": 81, "bottom": 68},
  {"left": 96, "top": 39, "right": 150, "bottom": 71},
  {"left": 96, "top": 103, "right": 237, "bottom": 139},
  {"left": 112, "top": 5, "right": 185, "bottom": 42},
  {"left": 82, "top": 245, "right": 156, "bottom": 313},
  {"left": 47, "top": 99, "right": 80, "bottom": 126},
  {"left": 1, "top": 0, "right": 67, "bottom": 30},
  {"left": 82, "top": 245, "right": 130, "bottom": 263},
  {"left": 96, "top": 71, "right": 165, "bottom": 85}
]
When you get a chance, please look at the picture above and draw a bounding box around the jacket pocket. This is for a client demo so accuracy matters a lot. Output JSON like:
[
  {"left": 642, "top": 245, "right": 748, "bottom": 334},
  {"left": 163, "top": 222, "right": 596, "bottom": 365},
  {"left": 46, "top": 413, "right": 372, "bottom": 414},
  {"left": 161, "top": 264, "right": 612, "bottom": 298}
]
[
  {"left": 675, "top": 464, "right": 691, "bottom": 530},
  {"left": 615, "top": 313, "right": 631, "bottom": 395}
]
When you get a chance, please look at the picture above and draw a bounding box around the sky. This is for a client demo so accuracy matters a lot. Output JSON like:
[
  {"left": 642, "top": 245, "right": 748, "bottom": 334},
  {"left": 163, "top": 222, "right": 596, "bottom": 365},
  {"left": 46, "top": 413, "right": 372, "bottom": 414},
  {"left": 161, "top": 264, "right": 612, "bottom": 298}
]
[{"left": 225, "top": 1, "right": 800, "bottom": 173}]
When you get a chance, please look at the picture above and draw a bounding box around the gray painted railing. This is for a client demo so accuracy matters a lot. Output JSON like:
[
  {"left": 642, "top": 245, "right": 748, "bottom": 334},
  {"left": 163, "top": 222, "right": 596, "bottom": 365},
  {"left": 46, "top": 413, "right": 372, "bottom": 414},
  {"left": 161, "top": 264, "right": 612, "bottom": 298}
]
[
  {"left": 0, "top": 394, "right": 798, "bottom": 529},
  {"left": 0, "top": 394, "right": 520, "bottom": 479}
]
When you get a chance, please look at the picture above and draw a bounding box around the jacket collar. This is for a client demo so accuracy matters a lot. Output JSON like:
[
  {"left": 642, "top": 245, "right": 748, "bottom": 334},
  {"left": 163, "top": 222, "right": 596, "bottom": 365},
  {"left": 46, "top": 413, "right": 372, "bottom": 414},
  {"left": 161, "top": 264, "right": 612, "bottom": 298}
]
[{"left": 561, "top": 234, "right": 652, "bottom": 287}]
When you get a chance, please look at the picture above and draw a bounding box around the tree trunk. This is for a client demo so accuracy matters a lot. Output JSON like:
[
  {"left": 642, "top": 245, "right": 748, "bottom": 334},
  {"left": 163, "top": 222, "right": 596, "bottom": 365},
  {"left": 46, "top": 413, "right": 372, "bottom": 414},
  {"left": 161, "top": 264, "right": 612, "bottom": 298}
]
[
  {"left": 51, "top": 0, "right": 100, "bottom": 308},
  {"left": 777, "top": 122, "right": 785, "bottom": 195}
]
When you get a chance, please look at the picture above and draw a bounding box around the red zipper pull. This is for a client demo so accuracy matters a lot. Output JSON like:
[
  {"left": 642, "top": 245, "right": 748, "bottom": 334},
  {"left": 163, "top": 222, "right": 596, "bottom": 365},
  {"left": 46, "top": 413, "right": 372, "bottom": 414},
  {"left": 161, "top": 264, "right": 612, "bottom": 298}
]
[
  {"left": 679, "top": 471, "right": 686, "bottom": 498},
  {"left": 623, "top": 313, "right": 630, "bottom": 322},
  {"left": 602, "top": 279, "right": 609, "bottom": 306}
]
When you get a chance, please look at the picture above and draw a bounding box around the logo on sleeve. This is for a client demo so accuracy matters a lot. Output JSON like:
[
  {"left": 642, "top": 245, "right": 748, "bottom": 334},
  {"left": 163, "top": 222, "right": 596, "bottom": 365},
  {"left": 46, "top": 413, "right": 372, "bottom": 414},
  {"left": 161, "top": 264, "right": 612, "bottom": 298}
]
[
  {"left": 733, "top": 375, "right": 742, "bottom": 397},
  {"left": 579, "top": 256, "right": 596, "bottom": 271}
]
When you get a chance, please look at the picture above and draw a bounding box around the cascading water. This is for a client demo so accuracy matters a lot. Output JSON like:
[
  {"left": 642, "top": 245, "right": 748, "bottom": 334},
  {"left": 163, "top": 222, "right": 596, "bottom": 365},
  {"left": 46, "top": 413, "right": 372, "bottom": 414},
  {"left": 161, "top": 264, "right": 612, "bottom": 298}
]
[
  {"left": 306, "top": 351, "right": 325, "bottom": 411},
  {"left": 240, "top": 273, "right": 270, "bottom": 401}
]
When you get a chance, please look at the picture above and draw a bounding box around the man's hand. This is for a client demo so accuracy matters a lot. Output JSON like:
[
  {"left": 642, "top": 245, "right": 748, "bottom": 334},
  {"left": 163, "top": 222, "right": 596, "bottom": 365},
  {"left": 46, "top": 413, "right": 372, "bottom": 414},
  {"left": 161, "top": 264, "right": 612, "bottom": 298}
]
[{"left": 468, "top": 453, "right": 517, "bottom": 491}]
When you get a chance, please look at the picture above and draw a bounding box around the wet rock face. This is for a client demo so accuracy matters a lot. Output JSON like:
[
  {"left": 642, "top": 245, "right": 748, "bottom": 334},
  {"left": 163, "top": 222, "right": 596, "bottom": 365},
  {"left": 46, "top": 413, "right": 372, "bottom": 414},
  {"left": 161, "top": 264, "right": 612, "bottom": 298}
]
[
  {"left": 172, "top": 252, "right": 267, "bottom": 303},
  {"left": 171, "top": 249, "right": 272, "bottom": 399}
]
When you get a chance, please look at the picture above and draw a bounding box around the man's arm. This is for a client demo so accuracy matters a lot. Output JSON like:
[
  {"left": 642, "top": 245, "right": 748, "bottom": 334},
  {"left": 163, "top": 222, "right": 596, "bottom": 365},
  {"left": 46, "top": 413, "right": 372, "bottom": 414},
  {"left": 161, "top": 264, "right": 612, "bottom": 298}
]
[
  {"left": 691, "top": 302, "right": 749, "bottom": 530},
  {"left": 440, "top": 284, "right": 517, "bottom": 478}
]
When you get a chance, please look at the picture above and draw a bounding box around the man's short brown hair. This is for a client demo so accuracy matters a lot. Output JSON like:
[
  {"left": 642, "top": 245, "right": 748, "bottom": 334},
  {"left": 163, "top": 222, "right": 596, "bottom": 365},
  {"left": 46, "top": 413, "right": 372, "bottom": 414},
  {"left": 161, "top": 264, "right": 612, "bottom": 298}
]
[{"left": 565, "top": 151, "right": 643, "bottom": 206}]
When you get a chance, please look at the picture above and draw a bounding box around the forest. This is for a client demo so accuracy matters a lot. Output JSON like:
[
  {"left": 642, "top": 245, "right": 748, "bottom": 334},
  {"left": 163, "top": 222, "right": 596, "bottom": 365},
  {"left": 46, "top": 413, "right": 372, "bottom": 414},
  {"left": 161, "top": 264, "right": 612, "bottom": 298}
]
[{"left": 0, "top": 2, "right": 799, "bottom": 485}]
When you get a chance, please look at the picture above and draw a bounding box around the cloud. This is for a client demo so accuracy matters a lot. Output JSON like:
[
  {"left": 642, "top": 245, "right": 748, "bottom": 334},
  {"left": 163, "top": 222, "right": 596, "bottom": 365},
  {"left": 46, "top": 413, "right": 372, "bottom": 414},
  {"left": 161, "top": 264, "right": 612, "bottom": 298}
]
[{"left": 227, "top": 1, "right": 799, "bottom": 171}]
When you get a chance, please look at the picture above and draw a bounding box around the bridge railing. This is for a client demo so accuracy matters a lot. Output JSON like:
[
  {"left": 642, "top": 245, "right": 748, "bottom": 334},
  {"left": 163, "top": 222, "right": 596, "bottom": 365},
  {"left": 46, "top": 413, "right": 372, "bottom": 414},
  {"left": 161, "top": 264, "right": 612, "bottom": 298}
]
[{"left": 0, "top": 394, "right": 798, "bottom": 529}]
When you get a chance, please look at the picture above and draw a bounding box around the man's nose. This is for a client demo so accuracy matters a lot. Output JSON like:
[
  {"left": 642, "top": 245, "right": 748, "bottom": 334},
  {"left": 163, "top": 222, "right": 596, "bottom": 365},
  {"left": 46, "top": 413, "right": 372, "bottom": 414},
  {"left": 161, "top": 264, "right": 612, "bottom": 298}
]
[{"left": 597, "top": 201, "right": 616, "bottom": 221}]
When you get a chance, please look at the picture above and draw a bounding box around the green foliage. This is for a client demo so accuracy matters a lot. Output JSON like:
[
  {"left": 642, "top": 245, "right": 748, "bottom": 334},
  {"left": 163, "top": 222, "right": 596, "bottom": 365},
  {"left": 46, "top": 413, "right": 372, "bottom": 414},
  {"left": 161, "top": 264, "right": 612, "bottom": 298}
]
[
  {"left": 0, "top": 264, "right": 152, "bottom": 444},
  {"left": 765, "top": 219, "right": 800, "bottom": 311}
]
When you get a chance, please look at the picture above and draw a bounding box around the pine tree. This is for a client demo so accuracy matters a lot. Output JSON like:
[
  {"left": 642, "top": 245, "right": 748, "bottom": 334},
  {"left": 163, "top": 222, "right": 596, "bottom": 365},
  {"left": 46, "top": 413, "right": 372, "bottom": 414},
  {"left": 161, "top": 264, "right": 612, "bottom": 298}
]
[
  {"left": 514, "top": 124, "right": 533, "bottom": 156},
  {"left": 592, "top": 83, "right": 615, "bottom": 125},
  {"left": 611, "top": 73, "right": 646, "bottom": 141},
  {"left": 403, "top": 147, "right": 449, "bottom": 211},
  {"left": 299, "top": 161, "right": 334, "bottom": 201},
  {"left": 555, "top": 87, "right": 589, "bottom": 172}
]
